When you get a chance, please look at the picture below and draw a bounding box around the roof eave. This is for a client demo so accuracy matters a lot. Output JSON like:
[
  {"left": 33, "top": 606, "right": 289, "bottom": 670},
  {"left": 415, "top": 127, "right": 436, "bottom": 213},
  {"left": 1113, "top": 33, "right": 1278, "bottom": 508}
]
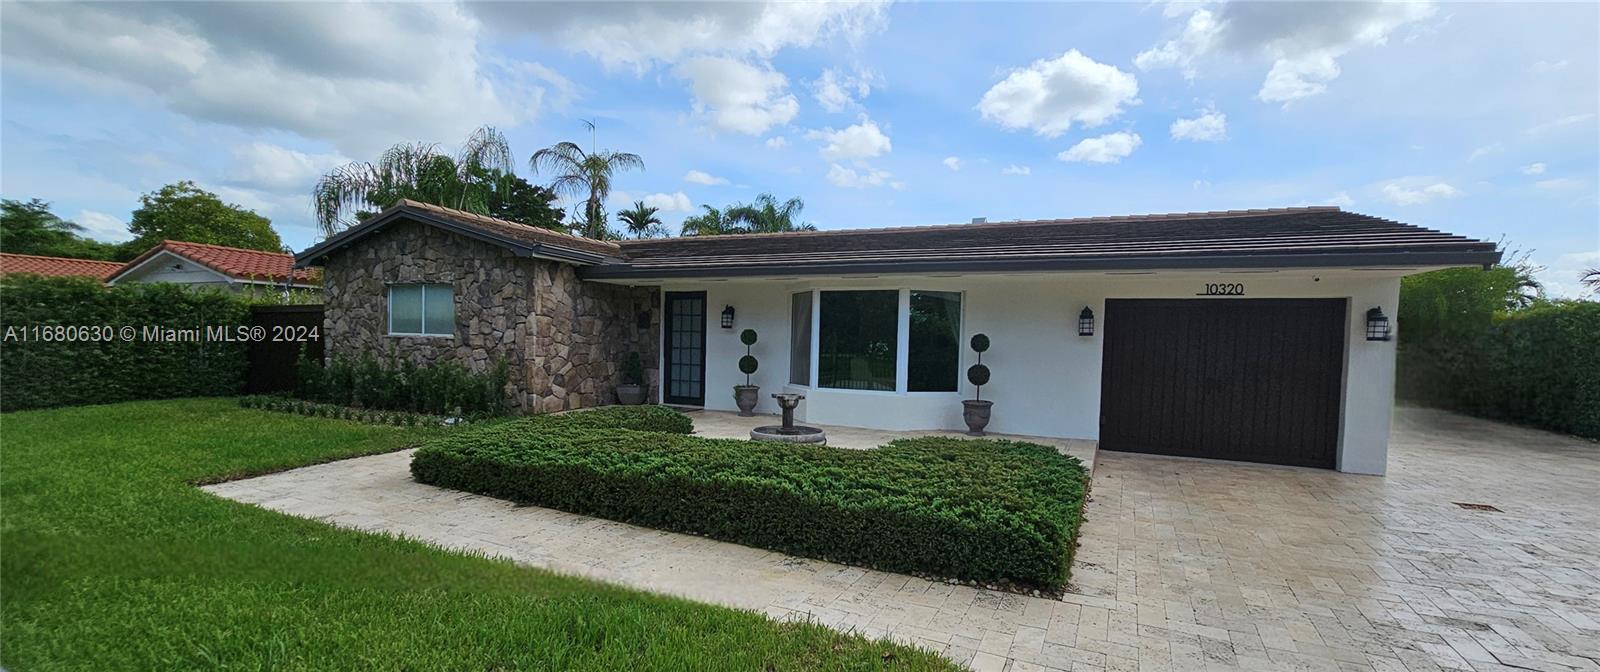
[{"left": 578, "top": 249, "right": 1504, "bottom": 280}]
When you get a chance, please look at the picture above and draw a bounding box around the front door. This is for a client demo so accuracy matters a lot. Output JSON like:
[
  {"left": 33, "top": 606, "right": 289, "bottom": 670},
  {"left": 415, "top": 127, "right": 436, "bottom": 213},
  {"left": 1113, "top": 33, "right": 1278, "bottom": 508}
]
[{"left": 663, "top": 291, "right": 707, "bottom": 406}]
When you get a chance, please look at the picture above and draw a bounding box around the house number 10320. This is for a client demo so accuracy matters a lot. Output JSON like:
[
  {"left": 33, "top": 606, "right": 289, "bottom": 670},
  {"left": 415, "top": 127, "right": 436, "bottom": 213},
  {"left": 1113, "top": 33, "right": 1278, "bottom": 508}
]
[{"left": 1197, "top": 283, "right": 1245, "bottom": 296}]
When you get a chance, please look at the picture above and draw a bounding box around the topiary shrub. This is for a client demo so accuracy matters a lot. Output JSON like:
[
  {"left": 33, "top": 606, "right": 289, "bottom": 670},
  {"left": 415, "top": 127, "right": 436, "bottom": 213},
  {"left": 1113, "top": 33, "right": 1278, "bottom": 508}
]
[
  {"left": 737, "top": 329, "right": 759, "bottom": 386},
  {"left": 967, "top": 333, "right": 991, "bottom": 400}
]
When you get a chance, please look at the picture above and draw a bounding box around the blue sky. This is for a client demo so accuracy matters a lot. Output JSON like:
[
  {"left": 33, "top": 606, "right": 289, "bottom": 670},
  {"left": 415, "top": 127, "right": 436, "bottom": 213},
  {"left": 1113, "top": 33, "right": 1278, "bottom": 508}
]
[{"left": 2, "top": 1, "right": 1596, "bottom": 296}]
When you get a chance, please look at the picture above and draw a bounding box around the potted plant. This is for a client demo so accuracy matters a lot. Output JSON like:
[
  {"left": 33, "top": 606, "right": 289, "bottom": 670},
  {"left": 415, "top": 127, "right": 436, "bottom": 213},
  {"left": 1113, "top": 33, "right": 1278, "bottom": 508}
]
[
  {"left": 616, "top": 352, "right": 646, "bottom": 405},
  {"left": 963, "top": 334, "right": 992, "bottom": 435},
  {"left": 734, "top": 329, "right": 760, "bottom": 416}
]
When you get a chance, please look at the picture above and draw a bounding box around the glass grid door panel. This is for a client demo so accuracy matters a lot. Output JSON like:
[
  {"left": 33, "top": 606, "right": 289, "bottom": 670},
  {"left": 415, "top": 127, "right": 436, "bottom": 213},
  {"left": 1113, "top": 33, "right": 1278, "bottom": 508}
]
[{"left": 664, "top": 292, "right": 706, "bottom": 405}]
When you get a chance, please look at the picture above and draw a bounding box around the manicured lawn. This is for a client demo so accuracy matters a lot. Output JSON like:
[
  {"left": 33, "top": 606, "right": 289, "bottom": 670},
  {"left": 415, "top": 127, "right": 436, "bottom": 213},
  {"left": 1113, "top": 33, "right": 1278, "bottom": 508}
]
[{"left": 0, "top": 398, "right": 956, "bottom": 671}]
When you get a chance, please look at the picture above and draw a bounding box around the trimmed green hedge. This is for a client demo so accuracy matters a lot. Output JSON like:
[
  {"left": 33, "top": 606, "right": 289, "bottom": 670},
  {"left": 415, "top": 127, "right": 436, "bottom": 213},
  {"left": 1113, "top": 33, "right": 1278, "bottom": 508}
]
[
  {"left": 1399, "top": 301, "right": 1600, "bottom": 439},
  {"left": 411, "top": 407, "right": 1088, "bottom": 591},
  {"left": 0, "top": 275, "right": 248, "bottom": 411},
  {"left": 297, "top": 353, "right": 511, "bottom": 418},
  {"left": 239, "top": 394, "right": 449, "bottom": 427}
]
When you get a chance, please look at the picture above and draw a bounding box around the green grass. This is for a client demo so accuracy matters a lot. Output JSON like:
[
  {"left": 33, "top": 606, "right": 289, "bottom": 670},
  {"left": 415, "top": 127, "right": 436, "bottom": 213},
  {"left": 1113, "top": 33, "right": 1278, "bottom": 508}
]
[{"left": 0, "top": 398, "right": 957, "bottom": 671}]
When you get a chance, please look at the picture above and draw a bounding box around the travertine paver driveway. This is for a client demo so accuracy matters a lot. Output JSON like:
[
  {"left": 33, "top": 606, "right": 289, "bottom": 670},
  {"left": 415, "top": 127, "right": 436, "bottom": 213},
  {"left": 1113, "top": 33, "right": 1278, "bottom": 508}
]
[{"left": 204, "top": 408, "right": 1600, "bottom": 672}]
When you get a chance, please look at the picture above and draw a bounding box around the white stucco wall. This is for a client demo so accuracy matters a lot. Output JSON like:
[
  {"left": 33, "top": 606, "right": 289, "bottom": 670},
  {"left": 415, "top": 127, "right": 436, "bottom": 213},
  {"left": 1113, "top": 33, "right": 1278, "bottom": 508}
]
[{"left": 647, "top": 269, "right": 1405, "bottom": 474}]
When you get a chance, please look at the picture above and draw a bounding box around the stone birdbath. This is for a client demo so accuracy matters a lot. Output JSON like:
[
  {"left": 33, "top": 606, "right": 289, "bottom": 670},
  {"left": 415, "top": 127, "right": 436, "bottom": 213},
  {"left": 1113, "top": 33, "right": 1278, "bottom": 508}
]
[{"left": 749, "top": 393, "right": 826, "bottom": 444}]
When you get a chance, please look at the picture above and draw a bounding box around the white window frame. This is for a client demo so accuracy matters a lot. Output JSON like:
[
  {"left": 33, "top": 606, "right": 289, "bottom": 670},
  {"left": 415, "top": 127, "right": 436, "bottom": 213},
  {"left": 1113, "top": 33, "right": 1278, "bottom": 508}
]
[
  {"left": 800, "top": 287, "right": 965, "bottom": 396},
  {"left": 387, "top": 283, "right": 454, "bottom": 338}
]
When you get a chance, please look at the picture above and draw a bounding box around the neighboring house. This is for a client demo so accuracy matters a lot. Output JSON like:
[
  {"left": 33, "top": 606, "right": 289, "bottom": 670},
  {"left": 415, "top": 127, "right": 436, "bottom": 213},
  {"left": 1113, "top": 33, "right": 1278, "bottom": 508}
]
[
  {"left": 108, "top": 240, "right": 320, "bottom": 294},
  {"left": 0, "top": 252, "right": 124, "bottom": 280},
  {"left": 297, "top": 199, "right": 1499, "bottom": 474}
]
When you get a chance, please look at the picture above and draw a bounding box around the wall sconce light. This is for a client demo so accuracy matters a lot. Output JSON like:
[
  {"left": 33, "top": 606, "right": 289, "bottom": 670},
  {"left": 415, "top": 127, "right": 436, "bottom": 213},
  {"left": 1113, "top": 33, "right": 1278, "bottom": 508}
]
[
  {"left": 1365, "top": 307, "right": 1391, "bottom": 341},
  {"left": 1077, "top": 306, "right": 1095, "bottom": 337},
  {"left": 720, "top": 305, "right": 735, "bottom": 329}
]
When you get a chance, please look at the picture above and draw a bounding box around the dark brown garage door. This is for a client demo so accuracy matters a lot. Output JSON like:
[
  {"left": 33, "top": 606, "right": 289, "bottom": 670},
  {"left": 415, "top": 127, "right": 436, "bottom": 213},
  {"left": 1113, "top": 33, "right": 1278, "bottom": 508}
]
[{"left": 1099, "top": 299, "right": 1346, "bottom": 469}]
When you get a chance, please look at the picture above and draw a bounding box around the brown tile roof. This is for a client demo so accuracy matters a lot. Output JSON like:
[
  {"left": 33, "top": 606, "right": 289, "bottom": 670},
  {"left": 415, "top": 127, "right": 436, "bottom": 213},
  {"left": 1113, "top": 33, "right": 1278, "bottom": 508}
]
[
  {"left": 0, "top": 253, "right": 124, "bottom": 280},
  {"left": 587, "top": 207, "right": 1500, "bottom": 278},
  {"left": 382, "top": 199, "right": 621, "bottom": 257},
  {"left": 113, "top": 240, "right": 319, "bottom": 284}
]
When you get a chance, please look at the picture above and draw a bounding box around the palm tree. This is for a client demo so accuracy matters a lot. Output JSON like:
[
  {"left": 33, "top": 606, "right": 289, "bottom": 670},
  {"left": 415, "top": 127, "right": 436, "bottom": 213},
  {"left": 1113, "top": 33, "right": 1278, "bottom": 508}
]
[
  {"left": 729, "top": 193, "right": 816, "bottom": 233},
  {"left": 313, "top": 126, "right": 515, "bottom": 237},
  {"left": 616, "top": 201, "right": 665, "bottom": 239},
  {"left": 679, "top": 205, "right": 747, "bottom": 237},
  {"left": 1583, "top": 268, "right": 1600, "bottom": 293},
  {"left": 530, "top": 120, "right": 644, "bottom": 239}
]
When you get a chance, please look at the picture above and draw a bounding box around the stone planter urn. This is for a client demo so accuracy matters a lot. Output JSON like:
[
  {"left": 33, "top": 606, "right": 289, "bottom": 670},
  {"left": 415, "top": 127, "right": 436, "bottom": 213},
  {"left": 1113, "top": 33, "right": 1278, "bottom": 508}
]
[
  {"left": 734, "top": 385, "right": 760, "bottom": 416},
  {"left": 616, "top": 384, "right": 646, "bottom": 405},
  {"left": 963, "top": 399, "right": 993, "bottom": 436}
]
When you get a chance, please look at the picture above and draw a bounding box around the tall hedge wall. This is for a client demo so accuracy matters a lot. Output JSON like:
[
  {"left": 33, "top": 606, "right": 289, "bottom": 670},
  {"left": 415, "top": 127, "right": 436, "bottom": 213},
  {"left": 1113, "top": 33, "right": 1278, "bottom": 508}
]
[
  {"left": 1398, "top": 301, "right": 1600, "bottom": 439},
  {"left": 1, "top": 275, "right": 250, "bottom": 411}
]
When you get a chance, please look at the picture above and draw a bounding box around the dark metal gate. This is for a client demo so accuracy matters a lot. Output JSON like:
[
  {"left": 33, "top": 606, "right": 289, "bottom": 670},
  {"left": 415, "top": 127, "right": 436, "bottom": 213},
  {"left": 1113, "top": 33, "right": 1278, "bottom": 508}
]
[
  {"left": 245, "top": 304, "right": 324, "bottom": 394},
  {"left": 1099, "top": 299, "right": 1346, "bottom": 469}
]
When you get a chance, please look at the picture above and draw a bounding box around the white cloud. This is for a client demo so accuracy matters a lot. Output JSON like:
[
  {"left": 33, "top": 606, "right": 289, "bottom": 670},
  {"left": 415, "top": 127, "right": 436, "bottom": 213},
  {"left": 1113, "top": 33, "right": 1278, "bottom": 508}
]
[
  {"left": 1058, "top": 132, "right": 1143, "bottom": 164},
  {"left": 1524, "top": 113, "right": 1597, "bottom": 135},
  {"left": 1468, "top": 142, "right": 1504, "bottom": 161},
  {"left": 1137, "top": 2, "right": 1437, "bottom": 103},
  {"left": 676, "top": 57, "right": 799, "bottom": 135},
  {"left": 683, "top": 169, "right": 728, "bottom": 186},
  {"left": 825, "top": 163, "right": 894, "bottom": 188},
  {"left": 1530, "top": 59, "right": 1570, "bottom": 74},
  {"left": 1193, "top": 179, "right": 1212, "bottom": 191},
  {"left": 943, "top": 156, "right": 962, "bottom": 171},
  {"left": 75, "top": 210, "right": 135, "bottom": 242},
  {"left": 1001, "top": 164, "right": 1031, "bottom": 176},
  {"left": 1379, "top": 177, "right": 1462, "bottom": 205},
  {"left": 1170, "top": 109, "right": 1227, "bottom": 142},
  {"left": 805, "top": 119, "right": 891, "bottom": 160},
  {"left": 1521, "top": 162, "right": 1547, "bottom": 175},
  {"left": 471, "top": 3, "right": 889, "bottom": 72},
  {"left": 1325, "top": 191, "right": 1355, "bottom": 208},
  {"left": 813, "top": 68, "right": 876, "bottom": 113},
  {"left": 765, "top": 136, "right": 789, "bottom": 149},
  {"left": 1534, "top": 177, "right": 1587, "bottom": 191},
  {"left": 0, "top": 3, "right": 553, "bottom": 157},
  {"left": 1542, "top": 250, "right": 1600, "bottom": 299},
  {"left": 229, "top": 142, "right": 348, "bottom": 192},
  {"left": 641, "top": 191, "right": 695, "bottom": 212},
  {"left": 977, "top": 49, "right": 1140, "bottom": 137}
]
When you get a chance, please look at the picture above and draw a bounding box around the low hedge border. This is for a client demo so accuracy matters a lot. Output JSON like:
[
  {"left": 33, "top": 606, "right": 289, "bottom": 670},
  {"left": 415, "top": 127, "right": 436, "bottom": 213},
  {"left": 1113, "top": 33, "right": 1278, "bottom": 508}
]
[
  {"left": 239, "top": 395, "right": 451, "bottom": 427},
  {"left": 411, "top": 406, "right": 1087, "bottom": 592}
]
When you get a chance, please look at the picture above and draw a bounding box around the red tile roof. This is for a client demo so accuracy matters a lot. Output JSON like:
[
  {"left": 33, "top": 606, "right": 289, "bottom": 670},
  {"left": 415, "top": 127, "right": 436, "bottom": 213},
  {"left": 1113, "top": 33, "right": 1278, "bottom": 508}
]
[
  {"left": 0, "top": 253, "right": 124, "bottom": 280},
  {"left": 112, "top": 240, "right": 319, "bottom": 285}
]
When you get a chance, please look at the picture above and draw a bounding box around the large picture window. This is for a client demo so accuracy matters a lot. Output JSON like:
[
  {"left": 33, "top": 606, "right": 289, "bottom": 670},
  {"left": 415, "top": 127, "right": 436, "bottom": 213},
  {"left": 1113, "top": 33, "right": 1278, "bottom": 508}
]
[
  {"left": 818, "top": 290, "right": 898, "bottom": 391},
  {"left": 789, "top": 291, "right": 813, "bottom": 386},
  {"left": 908, "top": 291, "right": 961, "bottom": 392},
  {"left": 388, "top": 283, "right": 454, "bottom": 336}
]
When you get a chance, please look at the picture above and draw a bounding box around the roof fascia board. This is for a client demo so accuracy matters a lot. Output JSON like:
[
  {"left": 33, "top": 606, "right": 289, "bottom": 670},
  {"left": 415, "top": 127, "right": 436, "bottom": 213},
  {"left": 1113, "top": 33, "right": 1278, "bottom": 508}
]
[
  {"left": 295, "top": 207, "right": 611, "bottom": 267},
  {"left": 107, "top": 249, "right": 234, "bottom": 285},
  {"left": 578, "top": 249, "right": 1503, "bottom": 280}
]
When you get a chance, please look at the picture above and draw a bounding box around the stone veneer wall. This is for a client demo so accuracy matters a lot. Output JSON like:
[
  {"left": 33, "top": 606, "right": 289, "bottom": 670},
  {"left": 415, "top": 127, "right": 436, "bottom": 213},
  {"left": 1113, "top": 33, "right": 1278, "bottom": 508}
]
[{"left": 322, "top": 220, "right": 659, "bottom": 412}]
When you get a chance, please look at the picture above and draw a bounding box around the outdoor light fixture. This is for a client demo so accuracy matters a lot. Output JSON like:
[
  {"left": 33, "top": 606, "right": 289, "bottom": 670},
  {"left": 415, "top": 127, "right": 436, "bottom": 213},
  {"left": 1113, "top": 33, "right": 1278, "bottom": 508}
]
[
  {"left": 1078, "top": 306, "right": 1095, "bottom": 337},
  {"left": 1366, "top": 307, "right": 1391, "bottom": 342},
  {"left": 721, "top": 305, "right": 735, "bottom": 329}
]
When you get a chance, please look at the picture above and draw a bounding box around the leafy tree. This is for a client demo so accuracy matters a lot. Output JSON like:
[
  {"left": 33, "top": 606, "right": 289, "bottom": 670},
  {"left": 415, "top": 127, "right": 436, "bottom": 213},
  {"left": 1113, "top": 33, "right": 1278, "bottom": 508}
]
[
  {"left": 679, "top": 194, "right": 816, "bottom": 236},
  {"left": 728, "top": 193, "right": 816, "bottom": 233},
  {"left": 0, "top": 199, "right": 123, "bottom": 260},
  {"left": 482, "top": 171, "right": 565, "bottom": 230},
  {"left": 616, "top": 201, "right": 668, "bottom": 239},
  {"left": 313, "top": 126, "right": 518, "bottom": 237},
  {"left": 127, "top": 182, "right": 281, "bottom": 253},
  {"left": 679, "top": 205, "right": 746, "bottom": 237},
  {"left": 530, "top": 121, "right": 644, "bottom": 239}
]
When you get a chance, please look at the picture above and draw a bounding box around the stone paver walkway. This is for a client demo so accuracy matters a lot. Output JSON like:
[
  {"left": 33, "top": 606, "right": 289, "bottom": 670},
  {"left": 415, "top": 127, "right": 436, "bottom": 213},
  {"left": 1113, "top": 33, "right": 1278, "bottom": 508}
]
[{"left": 203, "top": 408, "right": 1600, "bottom": 672}]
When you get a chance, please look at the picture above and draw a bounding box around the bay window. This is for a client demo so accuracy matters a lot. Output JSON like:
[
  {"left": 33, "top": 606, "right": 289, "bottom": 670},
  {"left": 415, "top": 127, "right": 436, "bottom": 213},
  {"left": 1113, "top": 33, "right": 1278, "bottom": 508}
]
[{"left": 802, "top": 288, "right": 962, "bottom": 393}]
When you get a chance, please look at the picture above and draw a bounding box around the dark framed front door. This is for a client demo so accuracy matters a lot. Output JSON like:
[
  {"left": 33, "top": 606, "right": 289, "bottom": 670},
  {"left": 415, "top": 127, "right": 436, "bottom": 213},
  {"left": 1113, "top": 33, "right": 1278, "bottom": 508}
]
[
  {"left": 663, "top": 291, "right": 707, "bottom": 406},
  {"left": 1099, "top": 298, "right": 1346, "bottom": 469}
]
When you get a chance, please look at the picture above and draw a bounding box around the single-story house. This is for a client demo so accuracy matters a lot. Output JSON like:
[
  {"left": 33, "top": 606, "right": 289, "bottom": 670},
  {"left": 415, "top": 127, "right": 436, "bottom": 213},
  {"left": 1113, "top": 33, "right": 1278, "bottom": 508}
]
[
  {"left": 0, "top": 252, "right": 125, "bottom": 280},
  {"left": 297, "top": 199, "right": 1499, "bottom": 475},
  {"left": 109, "top": 240, "right": 320, "bottom": 294}
]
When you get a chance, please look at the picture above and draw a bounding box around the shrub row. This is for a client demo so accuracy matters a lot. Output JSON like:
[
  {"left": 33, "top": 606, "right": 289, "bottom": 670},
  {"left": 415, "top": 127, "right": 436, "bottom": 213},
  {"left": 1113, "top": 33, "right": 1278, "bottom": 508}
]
[
  {"left": 1398, "top": 301, "right": 1600, "bottom": 439},
  {"left": 296, "top": 353, "right": 510, "bottom": 418},
  {"left": 239, "top": 395, "right": 449, "bottom": 427},
  {"left": 0, "top": 276, "right": 248, "bottom": 411},
  {"left": 411, "top": 407, "right": 1088, "bottom": 590}
]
